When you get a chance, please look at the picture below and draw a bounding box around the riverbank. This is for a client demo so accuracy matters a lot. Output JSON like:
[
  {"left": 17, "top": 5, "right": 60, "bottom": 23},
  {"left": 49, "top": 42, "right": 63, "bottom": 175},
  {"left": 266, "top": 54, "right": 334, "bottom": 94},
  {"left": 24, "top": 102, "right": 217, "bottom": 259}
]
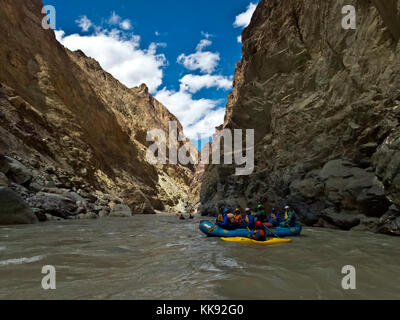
[{"left": 0, "top": 215, "right": 399, "bottom": 299}]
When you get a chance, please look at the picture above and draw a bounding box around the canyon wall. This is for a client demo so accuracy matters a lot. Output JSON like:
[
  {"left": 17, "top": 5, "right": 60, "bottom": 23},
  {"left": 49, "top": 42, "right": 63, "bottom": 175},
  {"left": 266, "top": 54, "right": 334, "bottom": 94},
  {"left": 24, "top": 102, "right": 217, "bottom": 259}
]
[
  {"left": 201, "top": 0, "right": 400, "bottom": 235},
  {"left": 0, "top": 0, "right": 196, "bottom": 223}
]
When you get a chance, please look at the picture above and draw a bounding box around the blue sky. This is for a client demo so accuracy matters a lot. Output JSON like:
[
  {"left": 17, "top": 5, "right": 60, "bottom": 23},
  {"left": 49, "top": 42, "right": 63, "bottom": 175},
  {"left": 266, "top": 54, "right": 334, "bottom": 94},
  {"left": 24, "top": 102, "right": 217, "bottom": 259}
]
[{"left": 43, "top": 0, "right": 259, "bottom": 149}]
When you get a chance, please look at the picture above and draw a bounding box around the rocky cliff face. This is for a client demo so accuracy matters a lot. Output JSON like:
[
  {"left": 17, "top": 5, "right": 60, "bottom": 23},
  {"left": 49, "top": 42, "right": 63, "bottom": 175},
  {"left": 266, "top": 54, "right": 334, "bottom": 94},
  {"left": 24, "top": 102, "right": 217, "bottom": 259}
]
[
  {"left": 201, "top": 0, "right": 400, "bottom": 235},
  {"left": 0, "top": 0, "right": 195, "bottom": 223}
]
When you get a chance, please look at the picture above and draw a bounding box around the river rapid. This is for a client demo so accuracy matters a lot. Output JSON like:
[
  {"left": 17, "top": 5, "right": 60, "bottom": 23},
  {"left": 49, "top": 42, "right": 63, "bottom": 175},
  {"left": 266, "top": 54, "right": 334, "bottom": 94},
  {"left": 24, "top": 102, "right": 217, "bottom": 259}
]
[{"left": 0, "top": 215, "right": 399, "bottom": 300}]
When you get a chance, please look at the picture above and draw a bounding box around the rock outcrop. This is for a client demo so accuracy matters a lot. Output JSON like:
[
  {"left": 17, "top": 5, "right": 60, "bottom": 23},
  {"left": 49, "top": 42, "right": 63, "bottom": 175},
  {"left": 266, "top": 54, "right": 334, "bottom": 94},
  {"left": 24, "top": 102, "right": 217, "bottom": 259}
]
[
  {"left": 0, "top": 0, "right": 196, "bottom": 223},
  {"left": 0, "top": 187, "right": 38, "bottom": 225},
  {"left": 201, "top": 0, "right": 400, "bottom": 235}
]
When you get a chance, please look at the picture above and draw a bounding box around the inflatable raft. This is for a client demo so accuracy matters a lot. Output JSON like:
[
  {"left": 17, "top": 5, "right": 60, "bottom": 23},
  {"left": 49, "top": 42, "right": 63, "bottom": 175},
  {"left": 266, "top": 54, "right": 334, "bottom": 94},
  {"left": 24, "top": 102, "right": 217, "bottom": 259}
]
[
  {"left": 221, "top": 237, "right": 292, "bottom": 245},
  {"left": 199, "top": 220, "right": 302, "bottom": 238}
]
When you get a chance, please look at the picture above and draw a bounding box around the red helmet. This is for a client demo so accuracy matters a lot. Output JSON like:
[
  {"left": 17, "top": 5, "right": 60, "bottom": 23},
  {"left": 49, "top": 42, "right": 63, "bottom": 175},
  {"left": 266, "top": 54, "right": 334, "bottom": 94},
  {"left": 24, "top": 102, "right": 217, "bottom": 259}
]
[{"left": 256, "top": 221, "right": 263, "bottom": 228}]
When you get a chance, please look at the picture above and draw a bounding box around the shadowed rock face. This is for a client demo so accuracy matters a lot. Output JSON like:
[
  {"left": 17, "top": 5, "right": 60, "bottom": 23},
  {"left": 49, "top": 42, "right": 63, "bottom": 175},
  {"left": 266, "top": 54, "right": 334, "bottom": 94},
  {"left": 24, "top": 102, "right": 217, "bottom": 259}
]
[
  {"left": 0, "top": 187, "right": 38, "bottom": 225},
  {"left": 201, "top": 0, "right": 400, "bottom": 235},
  {"left": 0, "top": 0, "right": 195, "bottom": 218}
]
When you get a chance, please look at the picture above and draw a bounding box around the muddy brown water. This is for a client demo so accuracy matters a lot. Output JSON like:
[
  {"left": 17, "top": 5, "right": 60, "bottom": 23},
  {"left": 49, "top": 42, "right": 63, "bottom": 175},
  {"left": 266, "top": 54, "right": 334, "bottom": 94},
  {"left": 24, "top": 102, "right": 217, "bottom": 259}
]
[{"left": 0, "top": 215, "right": 399, "bottom": 299}]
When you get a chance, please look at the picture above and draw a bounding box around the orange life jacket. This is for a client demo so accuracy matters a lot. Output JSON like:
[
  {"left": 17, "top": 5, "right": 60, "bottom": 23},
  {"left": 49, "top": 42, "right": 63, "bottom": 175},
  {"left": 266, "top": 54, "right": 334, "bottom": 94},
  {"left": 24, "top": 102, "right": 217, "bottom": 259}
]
[
  {"left": 234, "top": 215, "right": 242, "bottom": 224},
  {"left": 253, "top": 228, "right": 266, "bottom": 240}
]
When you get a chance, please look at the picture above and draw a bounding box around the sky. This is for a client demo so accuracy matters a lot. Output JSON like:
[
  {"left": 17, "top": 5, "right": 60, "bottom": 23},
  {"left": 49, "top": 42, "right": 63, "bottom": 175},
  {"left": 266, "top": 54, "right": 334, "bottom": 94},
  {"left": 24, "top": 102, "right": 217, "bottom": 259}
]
[{"left": 43, "top": 0, "right": 259, "bottom": 149}]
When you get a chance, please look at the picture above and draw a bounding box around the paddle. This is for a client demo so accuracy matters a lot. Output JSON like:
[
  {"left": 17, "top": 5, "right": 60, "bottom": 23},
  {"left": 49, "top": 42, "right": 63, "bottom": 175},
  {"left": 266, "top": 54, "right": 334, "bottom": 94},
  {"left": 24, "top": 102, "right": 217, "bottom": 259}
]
[
  {"left": 246, "top": 226, "right": 252, "bottom": 238},
  {"left": 263, "top": 223, "right": 280, "bottom": 238}
]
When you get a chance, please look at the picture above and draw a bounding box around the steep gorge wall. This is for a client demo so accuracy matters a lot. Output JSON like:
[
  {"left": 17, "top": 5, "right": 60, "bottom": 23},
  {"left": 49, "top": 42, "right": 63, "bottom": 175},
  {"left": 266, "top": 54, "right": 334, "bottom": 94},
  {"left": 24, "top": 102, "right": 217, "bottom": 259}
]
[
  {"left": 0, "top": 0, "right": 195, "bottom": 221},
  {"left": 201, "top": 0, "right": 400, "bottom": 235}
]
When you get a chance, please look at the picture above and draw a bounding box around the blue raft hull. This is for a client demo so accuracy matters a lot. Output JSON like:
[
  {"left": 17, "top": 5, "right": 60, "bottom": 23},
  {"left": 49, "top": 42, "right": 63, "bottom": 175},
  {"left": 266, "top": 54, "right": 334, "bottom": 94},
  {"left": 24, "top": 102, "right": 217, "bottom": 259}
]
[{"left": 199, "top": 220, "right": 302, "bottom": 238}]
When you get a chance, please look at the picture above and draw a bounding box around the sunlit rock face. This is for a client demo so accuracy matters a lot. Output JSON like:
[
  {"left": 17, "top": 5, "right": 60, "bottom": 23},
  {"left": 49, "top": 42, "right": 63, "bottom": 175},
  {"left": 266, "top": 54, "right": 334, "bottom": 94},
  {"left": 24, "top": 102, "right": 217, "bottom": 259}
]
[
  {"left": 201, "top": 0, "right": 400, "bottom": 235},
  {"left": 0, "top": 0, "right": 197, "bottom": 219}
]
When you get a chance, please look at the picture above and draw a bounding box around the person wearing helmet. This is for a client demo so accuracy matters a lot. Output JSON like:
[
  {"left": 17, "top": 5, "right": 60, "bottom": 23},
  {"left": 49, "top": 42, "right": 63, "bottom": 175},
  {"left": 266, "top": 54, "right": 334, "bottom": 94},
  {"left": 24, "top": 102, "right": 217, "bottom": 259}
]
[
  {"left": 216, "top": 207, "right": 224, "bottom": 224},
  {"left": 255, "top": 204, "right": 266, "bottom": 222},
  {"left": 251, "top": 221, "right": 266, "bottom": 241},
  {"left": 243, "top": 207, "right": 255, "bottom": 229},
  {"left": 234, "top": 208, "right": 243, "bottom": 228},
  {"left": 280, "top": 205, "right": 296, "bottom": 227},
  {"left": 217, "top": 208, "right": 236, "bottom": 230},
  {"left": 265, "top": 207, "right": 282, "bottom": 228}
]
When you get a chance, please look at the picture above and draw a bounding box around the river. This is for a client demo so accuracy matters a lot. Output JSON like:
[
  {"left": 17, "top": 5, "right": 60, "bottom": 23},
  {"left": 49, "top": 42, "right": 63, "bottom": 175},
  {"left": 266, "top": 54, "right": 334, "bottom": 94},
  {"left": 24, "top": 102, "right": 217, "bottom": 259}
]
[{"left": 0, "top": 215, "right": 399, "bottom": 300}]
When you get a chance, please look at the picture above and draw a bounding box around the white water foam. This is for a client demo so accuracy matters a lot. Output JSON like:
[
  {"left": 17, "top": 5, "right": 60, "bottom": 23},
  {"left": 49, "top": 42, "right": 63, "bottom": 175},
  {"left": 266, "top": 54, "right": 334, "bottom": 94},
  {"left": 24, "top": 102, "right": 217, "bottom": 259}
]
[{"left": 0, "top": 255, "right": 44, "bottom": 267}]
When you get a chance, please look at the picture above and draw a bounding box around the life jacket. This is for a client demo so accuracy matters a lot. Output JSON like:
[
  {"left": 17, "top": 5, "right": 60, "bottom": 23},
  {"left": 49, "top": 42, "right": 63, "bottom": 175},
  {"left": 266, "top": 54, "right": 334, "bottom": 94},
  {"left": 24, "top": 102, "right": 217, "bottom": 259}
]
[
  {"left": 253, "top": 228, "right": 266, "bottom": 241},
  {"left": 219, "top": 214, "right": 237, "bottom": 230},
  {"left": 234, "top": 215, "right": 242, "bottom": 224},
  {"left": 227, "top": 213, "right": 235, "bottom": 224},
  {"left": 218, "top": 214, "right": 227, "bottom": 227},
  {"left": 282, "top": 210, "right": 296, "bottom": 226},
  {"left": 244, "top": 214, "right": 255, "bottom": 228},
  {"left": 268, "top": 213, "right": 282, "bottom": 225}
]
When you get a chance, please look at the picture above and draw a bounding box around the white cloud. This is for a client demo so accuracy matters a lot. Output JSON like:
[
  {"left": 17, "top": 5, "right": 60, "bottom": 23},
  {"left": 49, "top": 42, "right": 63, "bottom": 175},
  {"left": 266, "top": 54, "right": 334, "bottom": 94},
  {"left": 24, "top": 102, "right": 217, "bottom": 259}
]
[
  {"left": 168, "top": 35, "right": 232, "bottom": 140},
  {"left": 179, "top": 74, "right": 232, "bottom": 94},
  {"left": 184, "top": 107, "right": 226, "bottom": 141},
  {"left": 196, "top": 39, "right": 212, "bottom": 51},
  {"left": 237, "top": 35, "right": 242, "bottom": 43},
  {"left": 108, "top": 12, "right": 121, "bottom": 25},
  {"left": 108, "top": 12, "right": 132, "bottom": 30},
  {"left": 120, "top": 19, "right": 132, "bottom": 30},
  {"left": 56, "top": 29, "right": 166, "bottom": 93},
  {"left": 177, "top": 39, "right": 220, "bottom": 74},
  {"left": 155, "top": 88, "right": 218, "bottom": 127},
  {"left": 155, "top": 88, "right": 224, "bottom": 140},
  {"left": 233, "top": 2, "right": 258, "bottom": 28},
  {"left": 76, "top": 16, "right": 92, "bottom": 32}
]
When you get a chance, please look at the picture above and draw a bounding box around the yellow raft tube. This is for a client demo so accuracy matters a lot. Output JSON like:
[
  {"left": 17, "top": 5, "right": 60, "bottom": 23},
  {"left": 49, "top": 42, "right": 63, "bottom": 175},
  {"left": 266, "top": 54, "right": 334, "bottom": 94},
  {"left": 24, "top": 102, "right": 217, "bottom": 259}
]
[{"left": 221, "top": 237, "right": 292, "bottom": 245}]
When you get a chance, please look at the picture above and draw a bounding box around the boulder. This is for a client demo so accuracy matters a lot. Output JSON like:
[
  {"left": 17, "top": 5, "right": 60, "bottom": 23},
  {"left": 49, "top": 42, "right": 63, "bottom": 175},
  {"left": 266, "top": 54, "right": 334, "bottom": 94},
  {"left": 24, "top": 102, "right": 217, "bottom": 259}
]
[
  {"left": 351, "top": 216, "right": 380, "bottom": 232},
  {"left": 110, "top": 204, "right": 132, "bottom": 217},
  {"left": 319, "top": 207, "right": 361, "bottom": 230},
  {"left": 27, "top": 192, "right": 78, "bottom": 218},
  {"left": 45, "top": 188, "right": 85, "bottom": 203},
  {"left": 320, "top": 160, "right": 390, "bottom": 217},
  {"left": 32, "top": 208, "right": 47, "bottom": 222},
  {"left": 0, "top": 187, "right": 38, "bottom": 225},
  {"left": 0, "top": 172, "right": 9, "bottom": 186},
  {"left": 285, "top": 198, "right": 322, "bottom": 225},
  {"left": 98, "top": 209, "right": 110, "bottom": 218},
  {"left": 4, "top": 156, "right": 32, "bottom": 186},
  {"left": 9, "top": 182, "right": 31, "bottom": 200},
  {"left": 319, "top": 159, "right": 361, "bottom": 180},
  {"left": 77, "top": 189, "right": 97, "bottom": 203},
  {"left": 29, "top": 182, "right": 44, "bottom": 192},
  {"left": 122, "top": 189, "right": 155, "bottom": 214},
  {"left": 376, "top": 205, "right": 400, "bottom": 236},
  {"left": 290, "top": 178, "right": 324, "bottom": 199}
]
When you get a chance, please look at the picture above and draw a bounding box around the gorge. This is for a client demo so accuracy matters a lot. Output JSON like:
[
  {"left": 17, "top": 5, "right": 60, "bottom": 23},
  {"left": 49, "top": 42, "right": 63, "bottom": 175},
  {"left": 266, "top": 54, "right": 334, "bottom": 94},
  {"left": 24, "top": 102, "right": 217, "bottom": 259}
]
[{"left": 0, "top": 0, "right": 400, "bottom": 238}]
